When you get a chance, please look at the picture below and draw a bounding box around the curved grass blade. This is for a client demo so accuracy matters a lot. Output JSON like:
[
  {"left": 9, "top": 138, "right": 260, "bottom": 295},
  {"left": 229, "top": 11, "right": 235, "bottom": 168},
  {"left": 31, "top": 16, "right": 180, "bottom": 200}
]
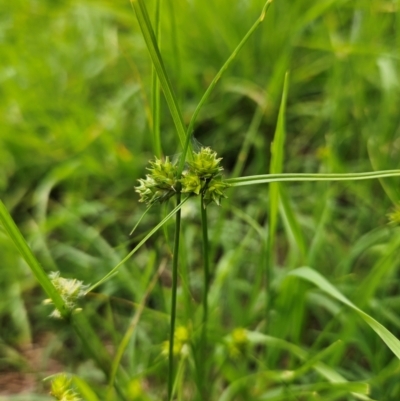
[
  {"left": 186, "top": 0, "right": 274, "bottom": 140},
  {"left": 0, "top": 201, "right": 125, "bottom": 397},
  {"left": 227, "top": 170, "right": 400, "bottom": 186},
  {"left": 0, "top": 199, "right": 67, "bottom": 318},
  {"left": 88, "top": 197, "right": 189, "bottom": 292},
  {"left": 130, "top": 0, "right": 187, "bottom": 148},
  {"left": 288, "top": 266, "right": 400, "bottom": 361},
  {"left": 244, "top": 331, "right": 373, "bottom": 401}
]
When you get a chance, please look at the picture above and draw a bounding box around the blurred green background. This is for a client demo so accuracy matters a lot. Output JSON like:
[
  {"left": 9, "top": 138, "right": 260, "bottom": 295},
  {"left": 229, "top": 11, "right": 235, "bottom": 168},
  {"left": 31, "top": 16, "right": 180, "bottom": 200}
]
[{"left": 1, "top": 0, "right": 400, "bottom": 399}]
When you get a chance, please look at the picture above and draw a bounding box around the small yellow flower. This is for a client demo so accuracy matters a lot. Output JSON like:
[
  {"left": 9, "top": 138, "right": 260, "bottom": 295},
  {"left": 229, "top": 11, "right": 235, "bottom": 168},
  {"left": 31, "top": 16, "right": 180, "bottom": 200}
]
[
  {"left": 175, "top": 326, "right": 190, "bottom": 343},
  {"left": 227, "top": 328, "right": 249, "bottom": 359},
  {"left": 127, "top": 378, "right": 143, "bottom": 400},
  {"left": 161, "top": 326, "right": 190, "bottom": 357}
]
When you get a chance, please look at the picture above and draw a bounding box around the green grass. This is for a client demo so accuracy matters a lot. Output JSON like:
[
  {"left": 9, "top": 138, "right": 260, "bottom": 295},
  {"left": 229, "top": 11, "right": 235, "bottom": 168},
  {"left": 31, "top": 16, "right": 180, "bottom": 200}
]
[{"left": 1, "top": 0, "right": 400, "bottom": 400}]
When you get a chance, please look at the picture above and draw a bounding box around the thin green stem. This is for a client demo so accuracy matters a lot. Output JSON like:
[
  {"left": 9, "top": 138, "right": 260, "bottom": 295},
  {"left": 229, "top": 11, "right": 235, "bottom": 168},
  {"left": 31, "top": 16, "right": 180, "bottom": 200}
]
[
  {"left": 226, "top": 170, "right": 400, "bottom": 186},
  {"left": 199, "top": 196, "right": 210, "bottom": 399},
  {"left": 168, "top": 193, "right": 182, "bottom": 401},
  {"left": 200, "top": 197, "right": 210, "bottom": 328}
]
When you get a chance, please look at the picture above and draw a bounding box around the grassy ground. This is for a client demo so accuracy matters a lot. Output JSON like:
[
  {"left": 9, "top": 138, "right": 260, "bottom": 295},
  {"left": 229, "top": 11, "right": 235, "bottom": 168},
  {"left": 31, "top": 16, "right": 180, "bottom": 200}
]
[{"left": 1, "top": 0, "right": 400, "bottom": 400}]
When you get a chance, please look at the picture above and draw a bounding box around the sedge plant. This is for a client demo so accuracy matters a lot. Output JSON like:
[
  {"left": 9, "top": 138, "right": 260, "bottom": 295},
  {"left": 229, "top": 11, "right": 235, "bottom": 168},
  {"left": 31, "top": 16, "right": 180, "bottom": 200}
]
[{"left": 2, "top": 0, "right": 400, "bottom": 400}]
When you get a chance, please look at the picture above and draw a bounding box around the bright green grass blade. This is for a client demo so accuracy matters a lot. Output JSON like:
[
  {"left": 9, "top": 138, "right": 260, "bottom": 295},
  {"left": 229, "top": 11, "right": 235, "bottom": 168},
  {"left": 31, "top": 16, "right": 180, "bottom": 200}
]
[
  {"left": 219, "top": 373, "right": 368, "bottom": 401},
  {"left": 227, "top": 170, "right": 400, "bottom": 186},
  {"left": 129, "top": 205, "right": 152, "bottom": 235},
  {"left": 279, "top": 186, "right": 307, "bottom": 260},
  {"left": 288, "top": 266, "right": 400, "bottom": 361},
  {"left": 130, "top": 0, "right": 186, "bottom": 148},
  {"left": 355, "top": 236, "right": 400, "bottom": 307},
  {"left": 88, "top": 197, "right": 189, "bottom": 292},
  {"left": 290, "top": 340, "right": 342, "bottom": 380},
  {"left": 151, "top": 0, "right": 162, "bottom": 158},
  {"left": 258, "top": 381, "right": 369, "bottom": 400},
  {"left": 338, "top": 227, "right": 392, "bottom": 276},
  {"left": 73, "top": 376, "right": 101, "bottom": 401},
  {"left": 265, "top": 71, "right": 289, "bottom": 320},
  {"left": 268, "top": 71, "right": 289, "bottom": 241},
  {"left": 245, "top": 331, "right": 372, "bottom": 400},
  {"left": 0, "top": 200, "right": 68, "bottom": 319},
  {"left": 186, "top": 0, "right": 274, "bottom": 139}
]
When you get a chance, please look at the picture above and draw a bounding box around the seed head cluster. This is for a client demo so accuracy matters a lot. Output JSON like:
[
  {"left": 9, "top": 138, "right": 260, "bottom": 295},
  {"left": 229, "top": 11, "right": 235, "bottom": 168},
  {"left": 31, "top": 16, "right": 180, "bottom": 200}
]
[
  {"left": 135, "top": 147, "right": 230, "bottom": 207},
  {"left": 50, "top": 374, "right": 81, "bottom": 401},
  {"left": 44, "top": 272, "right": 88, "bottom": 319}
]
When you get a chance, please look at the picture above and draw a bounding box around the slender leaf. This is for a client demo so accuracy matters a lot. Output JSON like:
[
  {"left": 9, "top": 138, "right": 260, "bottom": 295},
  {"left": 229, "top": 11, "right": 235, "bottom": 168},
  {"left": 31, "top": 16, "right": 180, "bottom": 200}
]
[
  {"left": 130, "top": 0, "right": 187, "bottom": 148},
  {"left": 227, "top": 170, "right": 400, "bottom": 186},
  {"left": 186, "top": 0, "right": 274, "bottom": 139},
  {"left": 289, "top": 266, "right": 400, "bottom": 361},
  {"left": 0, "top": 200, "right": 67, "bottom": 318},
  {"left": 88, "top": 197, "right": 189, "bottom": 292}
]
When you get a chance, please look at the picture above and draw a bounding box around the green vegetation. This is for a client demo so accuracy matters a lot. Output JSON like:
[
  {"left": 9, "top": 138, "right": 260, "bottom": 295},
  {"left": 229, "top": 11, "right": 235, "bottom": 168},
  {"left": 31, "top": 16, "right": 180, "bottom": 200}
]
[{"left": 1, "top": 0, "right": 400, "bottom": 400}]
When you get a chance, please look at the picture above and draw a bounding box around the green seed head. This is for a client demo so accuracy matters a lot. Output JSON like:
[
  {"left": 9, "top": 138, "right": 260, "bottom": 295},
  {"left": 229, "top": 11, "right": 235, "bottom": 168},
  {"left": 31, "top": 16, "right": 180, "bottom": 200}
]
[
  {"left": 50, "top": 374, "right": 81, "bottom": 401},
  {"left": 187, "top": 147, "right": 223, "bottom": 179},
  {"left": 180, "top": 170, "right": 203, "bottom": 195},
  {"left": 387, "top": 204, "right": 400, "bottom": 225},
  {"left": 135, "top": 157, "right": 178, "bottom": 205},
  {"left": 203, "top": 176, "right": 230, "bottom": 207},
  {"left": 45, "top": 272, "right": 88, "bottom": 319}
]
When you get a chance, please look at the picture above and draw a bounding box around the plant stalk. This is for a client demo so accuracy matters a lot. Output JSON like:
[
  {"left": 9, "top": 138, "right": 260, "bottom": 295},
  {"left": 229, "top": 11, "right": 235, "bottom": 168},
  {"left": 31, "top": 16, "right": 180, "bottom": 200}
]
[
  {"left": 168, "top": 193, "right": 182, "bottom": 401},
  {"left": 199, "top": 196, "right": 210, "bottom": 398}
]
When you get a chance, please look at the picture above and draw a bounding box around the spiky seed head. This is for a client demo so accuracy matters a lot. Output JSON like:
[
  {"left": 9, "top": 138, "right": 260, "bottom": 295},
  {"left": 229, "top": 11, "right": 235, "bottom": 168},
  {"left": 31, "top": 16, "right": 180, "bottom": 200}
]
[
  {"left": 135, "top": 157, "right": 178, "bottom": 205},
  {"left": 388, "top": 204, "right": 400, "bottom": 225},
  {"left": 203, "top": 176, "right": 230, "bottom": 207},
  {"left": 187, "top": 147, "right": 223, "bottom": 179},
  {"left": 45, "top": 272, "right": 88, "bottom": 319},
  {"left": 50, "top": 374, "right": 81, "bottom": 401},
  {"left": 180, "top": 170, "right": 203, "bottom": 195}
]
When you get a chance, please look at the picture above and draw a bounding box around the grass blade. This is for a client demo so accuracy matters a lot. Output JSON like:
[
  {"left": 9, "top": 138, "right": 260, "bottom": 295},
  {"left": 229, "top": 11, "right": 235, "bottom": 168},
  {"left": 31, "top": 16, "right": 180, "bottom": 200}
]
[
  {"left": 186, "top": 0, "right": 274, "bottom": 139},
  {"left": 151, "top": 0, "right": 162, "bottom": 158},
  {"left": 0, "top": 200, "right": 67, "bottom": 318},
  {"left": 88, "top": 196, "right": 189, "bottom": 292},
  {"left": 227, "top": 170, "right": 400, "bottom": 186},
  {"left": 266, "top": 71, "right": 289, "bottom": 318},
  {"left": 130, "top": 0, "right": 187, "bottom": 148},
  {"left": 0, "top": 201, "right": 124, "bottom": 396},
  {"left": 289, "top": 266, "right": 400, "bottom": 361}
]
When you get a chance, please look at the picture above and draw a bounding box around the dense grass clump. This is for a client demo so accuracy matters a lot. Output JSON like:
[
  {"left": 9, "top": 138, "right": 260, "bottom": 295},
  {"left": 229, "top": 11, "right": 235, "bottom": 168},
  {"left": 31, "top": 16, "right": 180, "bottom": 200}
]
[{"left": 1, "top": 1, "right": 400, "bottom": 400}]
